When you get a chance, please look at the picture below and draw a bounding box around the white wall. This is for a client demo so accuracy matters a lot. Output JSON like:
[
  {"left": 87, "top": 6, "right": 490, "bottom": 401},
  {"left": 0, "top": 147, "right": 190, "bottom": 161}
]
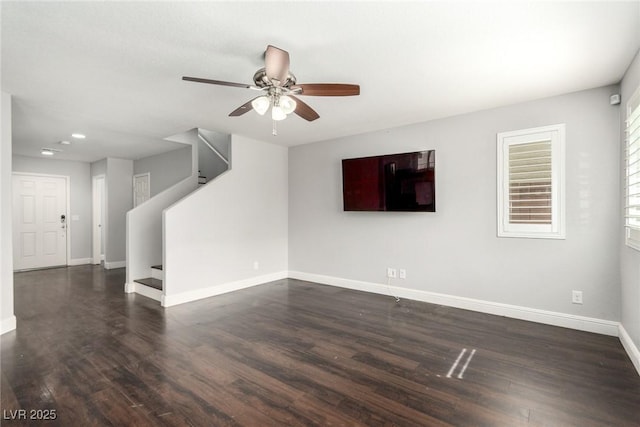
[
  {"left": 12, "top": 155, "right": 92, "bottom": 262},
  {"left": 126, "top": 173, "right": 198, "bottom": 288},
  {"left": 133, "top": 145, "right": 192, "bottom": 197},
  {"left": 1, "top": 92, "right": 16, "bottom": 334},
  {"left": 620, "top": 48, "right": 640, "bottom": 372},
  {"left": 163, "top": 135, "right": 288, "bottom": 306},
  {"left": 91, "top": 158, "right": 106, "bottom": 177},
  {"left": 105, "top": 158, "right": 132, "bottom": 267},
  {"left": 289, "top": 85, "right": 621, "bottom": 325}
]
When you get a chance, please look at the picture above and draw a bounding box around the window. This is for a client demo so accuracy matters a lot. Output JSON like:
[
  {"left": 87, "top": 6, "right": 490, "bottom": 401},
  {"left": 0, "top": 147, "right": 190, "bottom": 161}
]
[
  {"left": 625, "top": 86, "right": 640, "bottom": 250},
  {"left": 497, "top": 124, "right": 566, "bottom": 239}
]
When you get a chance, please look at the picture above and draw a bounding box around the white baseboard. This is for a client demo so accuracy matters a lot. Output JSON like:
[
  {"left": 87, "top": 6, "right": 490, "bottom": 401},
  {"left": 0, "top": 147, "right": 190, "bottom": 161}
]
[
  {"left": 104, "top": 260, "right": 126, "bottom": 269},
  {"left": 161, "top": 271, "right": 288, "bottom": 308},
  {"left": 131, "top": 282, "right": 162, "bottom": 302},
  {"left": 124, "top": 282, "right": 163, "bottom": 302},
  {"left": 288, "top": 271, "right": 620, "bottom": 337},
  {"left": 619, "top": 324, "right": 640, "bottom": 376},
  {"left": 68, "top": 257, "right": 91, "bottom": 266},
  {"left": 1, "top": 315, "right": 17, "bottom": 335}
]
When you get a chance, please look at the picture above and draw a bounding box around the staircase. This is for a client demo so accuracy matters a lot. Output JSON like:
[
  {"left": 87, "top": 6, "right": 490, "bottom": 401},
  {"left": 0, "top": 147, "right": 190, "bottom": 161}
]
[
  {"left": 134, "top": 265, "right": 163, "bottom": 290},
  {"left": 126, "top": 127, "right": 230, "bottom": 304}
]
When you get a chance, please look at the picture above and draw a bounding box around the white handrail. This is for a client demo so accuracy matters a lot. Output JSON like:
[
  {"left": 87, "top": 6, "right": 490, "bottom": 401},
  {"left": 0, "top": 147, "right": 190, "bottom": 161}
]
[{"left": 198, "top": 132, "right": 229, "bottom": 165}]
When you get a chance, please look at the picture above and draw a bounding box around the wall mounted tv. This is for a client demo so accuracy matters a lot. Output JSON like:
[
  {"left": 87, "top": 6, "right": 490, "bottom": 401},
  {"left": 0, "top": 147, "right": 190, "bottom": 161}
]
[{"left": 342, "top": 150, "right": 435, "bottom": 212}]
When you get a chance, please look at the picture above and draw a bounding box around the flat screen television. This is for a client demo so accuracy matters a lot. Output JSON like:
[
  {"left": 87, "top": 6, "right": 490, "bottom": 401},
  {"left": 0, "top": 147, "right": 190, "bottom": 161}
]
[{"left": 342, "top": 150, "right": 435, "bottom": 212}]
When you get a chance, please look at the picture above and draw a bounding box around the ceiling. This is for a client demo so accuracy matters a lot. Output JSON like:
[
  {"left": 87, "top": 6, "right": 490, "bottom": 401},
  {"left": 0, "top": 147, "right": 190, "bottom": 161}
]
[{"left": 2, "top": 1, "right": 639, "bottom": 163}]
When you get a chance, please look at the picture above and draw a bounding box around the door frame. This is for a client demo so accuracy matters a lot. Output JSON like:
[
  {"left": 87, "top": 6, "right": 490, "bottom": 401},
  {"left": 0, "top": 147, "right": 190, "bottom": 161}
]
[
  {"left": 12, "top": 172, "right": 71, "bottom": 269},
  {"left": 133, "top": 172, "right": 150, "bottom": 207},
  {"left": 92, "top": 174, "right": 106, "bottom": 265}
]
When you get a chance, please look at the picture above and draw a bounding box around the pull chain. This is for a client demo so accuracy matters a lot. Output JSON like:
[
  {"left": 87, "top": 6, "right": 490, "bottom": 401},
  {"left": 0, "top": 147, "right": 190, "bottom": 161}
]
[{"left": 272, "top": 120, "right": 277, "bottom": 136}]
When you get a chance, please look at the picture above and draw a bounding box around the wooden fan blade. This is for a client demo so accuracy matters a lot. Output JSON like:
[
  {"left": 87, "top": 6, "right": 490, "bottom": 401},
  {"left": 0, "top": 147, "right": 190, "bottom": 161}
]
[
  {"left": 290, "top": 96, "right": 320, "bottom": 121},
  {"left": 291, "top": 83, "right": 360, "bottom": 96},
  {"left": 264, "top": 45, "right": 290, "bottom": 86},
  {"left": 183, "top": 76, "right": 251, "bottom": 89},
  {"left": 228, "top": 98, "right": 256, "bottom": 117}
]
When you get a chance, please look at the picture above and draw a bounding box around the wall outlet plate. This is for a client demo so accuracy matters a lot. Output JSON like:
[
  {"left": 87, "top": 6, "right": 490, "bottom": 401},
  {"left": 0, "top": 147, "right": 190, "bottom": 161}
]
[
  {"left": 572, "top": 290, "right": 583, "bottom": 304},
  {"left": 399, "top": 269, "right": 406, "bottom": 279},
  {"left": 387, "top": 268, "right": 397, "bottom": 278}
]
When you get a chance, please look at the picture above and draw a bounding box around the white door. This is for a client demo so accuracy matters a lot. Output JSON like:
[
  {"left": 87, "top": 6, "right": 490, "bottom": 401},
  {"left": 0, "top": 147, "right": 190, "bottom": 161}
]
[
  {"left": 133, "top": 173, "right": 150, "bottom": 207},
  {"left": 92, "top": 175, "right": 105, "bottom": 265},
  {"left": 13, "top": 174, "right": 68, "bottom": 270}
]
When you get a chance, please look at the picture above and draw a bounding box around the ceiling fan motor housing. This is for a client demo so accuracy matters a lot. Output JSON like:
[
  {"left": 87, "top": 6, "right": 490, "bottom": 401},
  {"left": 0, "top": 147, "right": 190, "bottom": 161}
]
[{"left": 253, "top": 67, "right": 297, "bottom": 88}]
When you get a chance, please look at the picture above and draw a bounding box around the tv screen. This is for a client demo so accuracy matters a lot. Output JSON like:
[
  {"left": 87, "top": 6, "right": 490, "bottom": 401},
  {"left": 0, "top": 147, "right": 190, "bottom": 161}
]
[{"left": 342, "top": 150, "right": 435, "bottom": 212}]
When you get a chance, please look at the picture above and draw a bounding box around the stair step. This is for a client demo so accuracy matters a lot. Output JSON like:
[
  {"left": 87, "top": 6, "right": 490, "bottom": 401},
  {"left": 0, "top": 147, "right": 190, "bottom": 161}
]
[
  {"left": 151, "top": 265, "right": 164, "bottom": 280},
  {"left": 134, "top": 277, "right": 163, "bottom": 291}
]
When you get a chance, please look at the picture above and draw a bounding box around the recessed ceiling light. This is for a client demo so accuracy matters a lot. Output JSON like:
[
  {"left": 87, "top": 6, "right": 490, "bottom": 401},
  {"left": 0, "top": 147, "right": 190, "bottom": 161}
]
[
  {"left": 71, "top": 133, "right": 86, "bottom": 139},
  {"left": 59, "top": 140, "right": 71, "bottom": 145},
  {"left": 41, "top": 147, "right": 61, "bottom": 156}
]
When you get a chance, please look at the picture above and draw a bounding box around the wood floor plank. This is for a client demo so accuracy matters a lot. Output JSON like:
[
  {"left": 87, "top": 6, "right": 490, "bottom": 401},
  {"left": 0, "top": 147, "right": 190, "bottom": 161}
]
[
  {"left": 0, "top": 373, "right": 20, "bottom": 412},
  {"left": 225, "top": 378, "right": 314, "bottom": 427},
  {"left": 2, "top": 266, "right": 639, "bottom": 426},
  {"left": 89, "top": 387, "right": 158, "bottom": 426}
]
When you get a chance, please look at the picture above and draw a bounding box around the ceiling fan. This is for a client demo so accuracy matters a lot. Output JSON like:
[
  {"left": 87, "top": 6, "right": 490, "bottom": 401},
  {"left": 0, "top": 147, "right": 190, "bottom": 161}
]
[{"left": 182, "top": 45, "right": 360, "bottom": 133}]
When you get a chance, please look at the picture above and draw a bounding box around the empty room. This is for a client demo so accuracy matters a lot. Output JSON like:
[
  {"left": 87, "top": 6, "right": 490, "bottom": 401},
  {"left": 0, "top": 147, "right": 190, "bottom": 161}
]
[{"left": 1, "top": 1, "right": 640, "bottom": 426}]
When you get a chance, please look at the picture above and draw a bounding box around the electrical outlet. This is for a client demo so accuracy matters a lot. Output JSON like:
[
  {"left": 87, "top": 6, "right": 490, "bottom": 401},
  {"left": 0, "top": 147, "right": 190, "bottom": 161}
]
[
  {"left": 399, "top": 269, "right": 406, "bottom": 279},
  {"left": 253, "top": 261, "right": 259, "bottom": 270},
  {"left": 387, "top": 268, "right": 397, "bottom": 278},
  {"left": 572, "top": 290, "right": 583, "bottom": 304}
]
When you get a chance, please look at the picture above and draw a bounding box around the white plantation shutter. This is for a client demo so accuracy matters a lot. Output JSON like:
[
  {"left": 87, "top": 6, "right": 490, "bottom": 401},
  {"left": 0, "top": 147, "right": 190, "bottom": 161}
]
[
  {"left": 625, "top": 87, "right": 640, "bottom": 250},
  {"left": 508, "top": 140, "right": 552, "bottom": 224},
  {"left": 497, "top": 124, "right": 565, "bottom": 239}
]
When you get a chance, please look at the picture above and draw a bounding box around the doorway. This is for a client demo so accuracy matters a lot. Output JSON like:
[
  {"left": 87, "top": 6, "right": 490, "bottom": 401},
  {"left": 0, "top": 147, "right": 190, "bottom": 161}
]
[
  {"left": 92, "top": 175, "right": 105, "bottom": 265},
  {"left": 12, "top": 173, "right": 69, "bottom": 270},
  {"left": 133, "top": 173, "right": 150, "bottom": 207}
]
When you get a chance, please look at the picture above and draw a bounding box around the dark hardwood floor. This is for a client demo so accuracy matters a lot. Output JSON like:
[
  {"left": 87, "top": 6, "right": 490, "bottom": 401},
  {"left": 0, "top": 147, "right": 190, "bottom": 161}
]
[{"left": 1, "top": 265, "right": 639, "bottom": 426}]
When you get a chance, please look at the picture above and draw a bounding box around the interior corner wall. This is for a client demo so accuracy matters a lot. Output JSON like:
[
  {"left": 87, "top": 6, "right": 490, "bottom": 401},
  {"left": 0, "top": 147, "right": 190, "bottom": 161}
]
[
  {"left": 163, "top": 135, "right": 288, "bottom": 303},
  {"left": 105, "top": 158, "right": 133, "bottom": 266},
  {"left": 620, "top": 49, "right": 640, "bottom": 355},
  {"left": 133, "top": 145, "right": 192, "bottom": 197},
  {"left": 12, "top": 155, "right": 92, "bottom": 261},
  {"left": 1, "top": 92, "right": 16, "bottom": 334},
  {"left": 91, "top": 158, "right": 107, "bottom": 177},
  {"left": 289, "top": 85, "right": 621, "bottom": 322}
]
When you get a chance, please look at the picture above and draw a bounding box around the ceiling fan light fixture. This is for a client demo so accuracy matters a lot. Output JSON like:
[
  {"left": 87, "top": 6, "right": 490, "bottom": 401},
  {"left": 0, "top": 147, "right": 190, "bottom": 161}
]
[
  {"left": 279, "top": 96, "right": 297, "bottom": 115},
  {"left": 271, "top": 105, "right": 287, "bottom": 121},
  {"left": 251, "top": 96, "right": 270, "bottom": 115},
  {"left": 183, "top": 44, "right": 361, "bottom": 131}
]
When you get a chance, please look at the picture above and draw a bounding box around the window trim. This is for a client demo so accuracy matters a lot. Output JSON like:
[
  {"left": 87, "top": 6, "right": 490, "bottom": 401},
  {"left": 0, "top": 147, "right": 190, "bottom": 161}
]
[
  {"left": 497, "top": 123, "right": 566, "bottom": 239},
  {"left": 625, "top": 85, "right": 640, "bottom": 251}
]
